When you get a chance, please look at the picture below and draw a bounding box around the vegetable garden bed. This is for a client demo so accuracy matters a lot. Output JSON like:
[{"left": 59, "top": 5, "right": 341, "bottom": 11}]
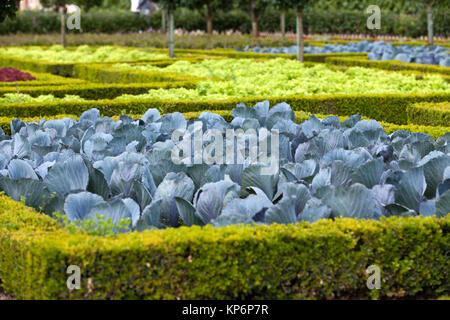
[
  {"left": 325, "top": 56, "right": 450, "bottom": 76},
  {"left": 0, "top": 45, "right": 448, "bottom": 300}
]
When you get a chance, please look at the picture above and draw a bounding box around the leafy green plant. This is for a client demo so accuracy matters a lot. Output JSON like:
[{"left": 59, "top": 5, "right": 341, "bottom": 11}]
[
  {"left": 0, "top": 46, "right": 167, "bottom": 63},
  {"left": 0, "top": 102, "right": 448, "bottom": 233},
  {"left": 0, "top": 93, "right": 85, "bottom": 104},
  {"left": 53, "top": 211, "right": 131, "bottom": 236},
  {"left": 112, "top": 59, "right": 449, "bottom": 100}
]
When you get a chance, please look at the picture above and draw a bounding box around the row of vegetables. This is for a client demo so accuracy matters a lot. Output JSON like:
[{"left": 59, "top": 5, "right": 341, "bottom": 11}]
[
  {"left": 0, "top": 46, "right": 448, "bottom": 233},
  {"left": 0, "top": 101, "right": 448, "bottom": 232},
  {"left": 238, "top": 41, "right": 450, "bottom": 66},
  {"left": 1, "top": 59, "right": 448, "bottom": 104}
]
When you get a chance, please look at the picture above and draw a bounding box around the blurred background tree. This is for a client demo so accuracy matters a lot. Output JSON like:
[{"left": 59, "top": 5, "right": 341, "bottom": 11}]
[
  {"left": 1, "top": 0, "right": 447, "bottom": 39},
  {"left": 74, "top": 0, "right": 103, "bottom": 11},
  {"left": 40, "top": 0, "right": 73, "bottom": 47},
  {"left": 238, "top": 0, "right": 269, "bottom": 37},
  {"left": 184, "top": 0, "right": 234, "bottom": 34},
  {"left": 0, "top": 0, "right": 20, "bottom": 23}
]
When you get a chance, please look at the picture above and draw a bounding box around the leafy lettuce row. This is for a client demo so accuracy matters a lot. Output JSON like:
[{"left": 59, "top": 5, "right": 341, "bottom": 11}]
[
  {"left": 0, "top": 46, "right": 167, "bottom": 63},
  {"left": 0, "top": 101, "right": 449, "bottom": 233},
  {"left": 111, "top": 59, "right": 450, "bottom": 99}
]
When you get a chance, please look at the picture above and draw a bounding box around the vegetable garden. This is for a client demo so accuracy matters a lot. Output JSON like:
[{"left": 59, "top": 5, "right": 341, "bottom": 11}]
[{"left": 0, "top": 5, "right": 449, "bottom": 301}]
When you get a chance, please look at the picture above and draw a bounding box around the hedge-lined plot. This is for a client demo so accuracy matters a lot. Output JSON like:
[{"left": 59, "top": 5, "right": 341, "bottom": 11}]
[
  {"left": 407, "top": 102, "right": 450, "bottom": 127},
  {"left": 325, "top": 56, "right": 450, "bottom": 77},
  {"left": 0, "top": 81, "right": 199, "bottom": 100},
  {"left": 72, "top": 62, "right": 214, "bottom": 84},
  {"left": 0, "top": 46, "right": 170, "bottom": 76},
  {"left": 0, "top": 69, "right": 86, "bottom": 87},
  {"left": 0, "top": 102, "right": 448, "bottom": 225},
  {"left": 108, "top": 59, "right": 449, "bottom": 99},
  {"left": 1, "top": 92, "right": 449, "bottom": 125},
  {"left": 0, "top": 44, "right": 449, "bottom": 301}
]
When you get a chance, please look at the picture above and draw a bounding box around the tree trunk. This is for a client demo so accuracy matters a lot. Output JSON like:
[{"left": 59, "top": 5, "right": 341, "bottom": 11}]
[
  {"left": 280, "top": 10, "right": 286, "bottom": 37},
  {"left": 296, "top": 9, "right": 304, "bottom": 62},
  {"left": 161, "top": 9, "right": 167, "bottom": 34},
  {"left": 206, "top": 0, "right": 213, "bottom": 34},
  {"left": 168, "top": 10, "right": 175, "bottom": 58},
  {"left": 426, "top": 3, "right": 433, "bottom": 47},
  {"left": 250, "top": 2, "right": 258, "bottom": 37},
  {"left": 60, "top": 6, "right": 67, "bottom": 48}
]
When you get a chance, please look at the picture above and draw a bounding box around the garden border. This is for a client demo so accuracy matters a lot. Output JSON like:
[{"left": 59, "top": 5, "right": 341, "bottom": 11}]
[
  {"left": 0, "top": 81, "right": 199, "bottom": 100},
  {"left": 1, "top": 93, "right": 449, "bottom": 125},
  {"left": 406, "top": 102, "right": 450, "bottom": 127},
  {"left": 0, "top": 194, "right": 448, "bottom": 300},
  {"left": 0, "top": 69, "right": 86, "bottom": 87},
  {"left": 325, "top": 56, "right": 450, "bottom": 76}
]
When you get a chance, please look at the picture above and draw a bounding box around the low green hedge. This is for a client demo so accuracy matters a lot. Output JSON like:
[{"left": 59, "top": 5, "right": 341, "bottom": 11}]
[
  {"left": 378, "top": 122, "right": 450, "bottom": 139},
  {"left": 325, "top": 56, "right": 450, "bottom": 76},
  {"left": 72, "top": 63, "right": 210, "bottom": 84},
  {"left": 0, "top": 194, "right": 448, "bottom": 300},
  {"left": 0, "top": 55, "right": 75, "bottom": 77},
  {"left": 0, "top": 70, "right": 86, "bottom": 87},
  {"left": 181, "top": 49, "right": 368, "bottom": 63},
  {"left": 0, "top": 49, "right": 241, "bottom": 79},
  {"left": 1, "top": 92, "right": 449, "bottom": 125},
  {"left": 2, "top": 110, "right": 448, "bottom": 139},
  {"left": 0, "top": 81, "right": 198, "bottom": 100},
  {"left": 74, "top": 58, "right": 345, "bottom": 84},
  {"left": 0, "top": 50, "right": 174, "bottom": 77},
  {"left": 406, "top": 101, "right": 450, "bottom": 127}
]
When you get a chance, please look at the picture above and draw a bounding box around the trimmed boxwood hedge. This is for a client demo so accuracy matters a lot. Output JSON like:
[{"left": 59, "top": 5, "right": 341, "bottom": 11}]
[
  {"left": 179, "top": 49, "right": 368, "bottom": 63},
  {"left": 1, "top": 92, "right": 449, "bottom": 125},
  {"left": 325, "top": 56, "right": 450, "bottom": 77},
  {"left": 0, "top": 51, "right": 174, "bottom": 77},
  {"left": 0, "top": 81, "right": 198, "bottom": 100},
  {"left": 0, "top": 70, "right": 86, "bottom": 87},
  {"left": 407, "top": 101, "right": 450, "bottom": 127},
  {"left": 72, "top": 63, "right": 210, "bottom": 84},
  {"left": 0, "top": 49, "right": 367, "bottom": 77},
  {"left": 0, "top": 195, "right": 449, "bottom": 300},
  {"left": 0, "top": 55, "right": 75, "bottom": 77}
]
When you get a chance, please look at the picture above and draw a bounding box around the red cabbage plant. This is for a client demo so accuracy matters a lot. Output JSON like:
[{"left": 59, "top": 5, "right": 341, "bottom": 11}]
[{"left": 0, "top": 68, "right": 36, "bottom": 82}]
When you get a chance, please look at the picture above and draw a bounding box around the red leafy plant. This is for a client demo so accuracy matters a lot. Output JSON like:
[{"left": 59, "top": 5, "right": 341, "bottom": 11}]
[{"left": 0, "top": 68, "right": 36, "bottom": 82}]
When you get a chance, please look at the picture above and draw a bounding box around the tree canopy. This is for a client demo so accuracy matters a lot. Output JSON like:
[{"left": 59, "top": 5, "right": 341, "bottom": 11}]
[{"left": 0, "top": 0, "right": 20, "bottom": 23}]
